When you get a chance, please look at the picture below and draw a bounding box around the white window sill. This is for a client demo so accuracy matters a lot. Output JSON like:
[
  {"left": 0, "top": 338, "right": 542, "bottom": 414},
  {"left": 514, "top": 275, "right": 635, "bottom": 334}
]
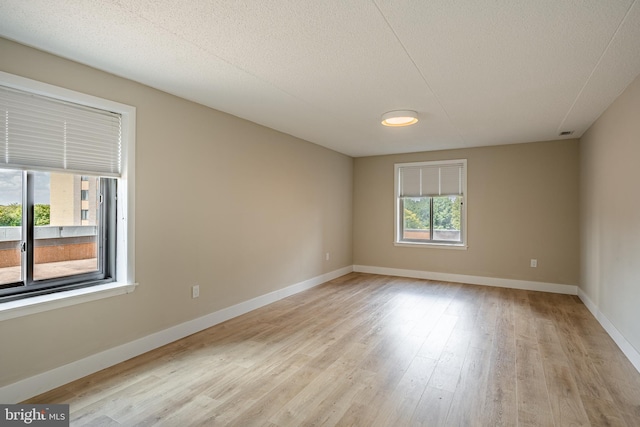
[
  {"left": 394, "top": 241, "right": 468, "bottom": 250},
  {"left": 0, "top": 281, "right": 138, "bottom": 321}
]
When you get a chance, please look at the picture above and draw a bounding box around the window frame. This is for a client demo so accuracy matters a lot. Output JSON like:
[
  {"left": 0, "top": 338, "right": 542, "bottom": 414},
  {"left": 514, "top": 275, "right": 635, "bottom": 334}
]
[
  {"left": 0, "top": 71, "right": 135, "bottom": 307},
  {"left": 394, "top": 159, "right": 468, "bottom": 249},
  {"left": 0, "top": 173, "right": 116, "bottom": 300}
]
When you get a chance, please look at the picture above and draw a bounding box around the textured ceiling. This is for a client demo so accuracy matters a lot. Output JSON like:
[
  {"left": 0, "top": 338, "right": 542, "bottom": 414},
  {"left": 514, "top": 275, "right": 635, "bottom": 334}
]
[{"left": 1, "top": 0, "right": 639, "bottom": 157}]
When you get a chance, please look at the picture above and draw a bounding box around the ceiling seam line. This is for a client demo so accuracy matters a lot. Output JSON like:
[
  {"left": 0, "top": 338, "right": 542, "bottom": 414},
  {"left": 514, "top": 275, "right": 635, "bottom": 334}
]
[
  {"left": 106, "top": 1, "right": 372, "bottom": 143},
  {"left": 107, "top": 1, "right": 319, "bottom": 109},
  {"left": 556, "top": 0, "right": 638, "bottom": 134},
  {"left": 370, "top": 0, "right": 467, "bottom": 145}
]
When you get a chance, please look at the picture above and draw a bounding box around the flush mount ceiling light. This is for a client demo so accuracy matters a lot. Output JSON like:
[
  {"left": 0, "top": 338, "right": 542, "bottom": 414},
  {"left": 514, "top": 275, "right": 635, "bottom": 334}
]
[{"left": 381, "top": 110, "right": 419, "bottom": 127}]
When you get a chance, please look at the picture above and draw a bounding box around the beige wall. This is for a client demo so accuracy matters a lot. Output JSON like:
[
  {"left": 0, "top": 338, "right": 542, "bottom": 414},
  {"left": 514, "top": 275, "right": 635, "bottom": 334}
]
[
  {"left": 0, "top": 39, "right": 353, "bottom": 387},
  {"left": 353, "top": 140, "right": 580, "bottom": 285},
  {"left": 580, "top": 73, "right": 640, "bottom": 353}
]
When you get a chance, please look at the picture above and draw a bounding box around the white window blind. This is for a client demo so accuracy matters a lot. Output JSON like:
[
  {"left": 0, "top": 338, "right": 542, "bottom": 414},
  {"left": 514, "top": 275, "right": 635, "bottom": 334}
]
[
  {"left": 0, "top": 85, "right": 121, "bottom": 176},
  {"left": 399, "top": 161, "right": 465, "bottom": 197}
]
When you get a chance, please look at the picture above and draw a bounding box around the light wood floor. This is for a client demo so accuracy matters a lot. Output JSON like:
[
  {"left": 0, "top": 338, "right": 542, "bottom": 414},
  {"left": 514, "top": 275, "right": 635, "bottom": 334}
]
[{"left": 27, "top": 273, "right": 640, "bottom": 426}]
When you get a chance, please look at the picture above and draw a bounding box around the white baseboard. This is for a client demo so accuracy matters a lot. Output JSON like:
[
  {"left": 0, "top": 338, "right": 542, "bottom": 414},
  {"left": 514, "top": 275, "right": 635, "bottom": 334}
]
[
  {"left": 354, "top": 265, "right": 639, "bottom": 374},
  {"left": 0, "top": 266, "right": 353, "bottom": 404},
  {"left": 577, "top": 289, "right": 640, "bottom": 374},
  {"left": 353, "top": 265, "right": 578, "bottom": 295},
  {"left": 8, "top": 264, "right": 639, "bottom": 403}
]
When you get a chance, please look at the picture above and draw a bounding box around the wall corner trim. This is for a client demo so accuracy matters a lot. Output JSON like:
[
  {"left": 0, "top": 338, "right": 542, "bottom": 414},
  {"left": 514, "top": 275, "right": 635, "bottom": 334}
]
[
  {"left": 353, "top": 265, "right": 578, "bottom": 295},
  {"left": 0, "top": 266, "right": 353, "bottom": 403},
  {"left": 577, "top": 288, "right": 640, "bottom": 374}
]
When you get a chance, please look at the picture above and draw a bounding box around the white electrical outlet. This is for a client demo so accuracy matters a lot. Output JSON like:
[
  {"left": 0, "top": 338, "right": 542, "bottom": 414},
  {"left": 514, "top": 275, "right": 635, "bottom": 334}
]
[
  {"left": 530, "top": 259, "right": 538, "bottom": 268},
  {"left": 192, "top": 285, "right": 200, "bottom": 298},
  {"left": 325, "top": 252, "right": 330, "bottom": 261}
]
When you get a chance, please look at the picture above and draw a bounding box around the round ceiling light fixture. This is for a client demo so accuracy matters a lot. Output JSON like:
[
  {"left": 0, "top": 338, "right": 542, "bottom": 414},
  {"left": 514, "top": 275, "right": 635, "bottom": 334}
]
[{"left": 381, "top": 110, "right": 418, "bottom": 127}]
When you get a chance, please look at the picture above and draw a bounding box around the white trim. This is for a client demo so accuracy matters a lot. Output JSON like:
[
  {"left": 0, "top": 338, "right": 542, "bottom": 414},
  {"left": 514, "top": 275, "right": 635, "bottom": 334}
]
[
  {"left": 577, "top": 288, "right": 640, "bottom": 373},
  {"left": 119, "top": 106, "right": 136, "bottom": 287},
  {"left": 353, "top": 265, "right": 578, "bottom": 295},
  {"left": 0, "top": 266, "right": 352, "bottom": 403},
  {"left": 0, "top": 282, "right": 137, "bottom": 322},
  {"left": 0, "top": 71, "right": 131, "bottom": 117},
  {"left": 395, "top": 159, "right": 467, "bottom": 169},
  {"left": 393, "top": 242, "right": 468, "bottom": 250},
  {"left": 354, "top": 265, "right": 640, "bottom": 373},
  {"left": 577, "top": 288, "right": 599, "bottom": 319}
]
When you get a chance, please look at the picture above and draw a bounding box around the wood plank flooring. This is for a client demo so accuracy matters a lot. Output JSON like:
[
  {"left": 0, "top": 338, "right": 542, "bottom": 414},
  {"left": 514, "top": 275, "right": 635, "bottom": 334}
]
[{"left": 26, "top": 273, "right": 640, "bottom": 426}]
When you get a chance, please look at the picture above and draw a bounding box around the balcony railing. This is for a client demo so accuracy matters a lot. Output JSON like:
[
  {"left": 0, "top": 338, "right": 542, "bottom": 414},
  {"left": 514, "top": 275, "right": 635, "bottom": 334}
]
[{"left": 0, "top": 226, "right": 98, "bottom": 282}]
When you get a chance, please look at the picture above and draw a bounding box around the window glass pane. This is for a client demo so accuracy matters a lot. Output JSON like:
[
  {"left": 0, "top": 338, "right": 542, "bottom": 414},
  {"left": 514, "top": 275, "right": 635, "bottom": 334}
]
[
  {"left": 403, "top": 197, "right": 430, "bottom": 240},
  {"left": 432, "top": 196, "right": 462, "bottom": 242},
  {"left": 0, "top": 170, "right": 23, "bottom": 285},
  {"left": 34, "top": 173, "right": 99, "bottom": 281}
]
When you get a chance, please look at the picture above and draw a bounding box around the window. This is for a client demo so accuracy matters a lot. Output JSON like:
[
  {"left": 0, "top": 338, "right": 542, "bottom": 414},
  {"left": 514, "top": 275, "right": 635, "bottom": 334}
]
[
  {"left": 0, "top": 172, "right": 115, "bottom": 287},
  {"left": 0, "top": 72, "right": 135, "bottom": 303},
  {"left": 395, "top": 159, "right": 467, "bottom": 247}
]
